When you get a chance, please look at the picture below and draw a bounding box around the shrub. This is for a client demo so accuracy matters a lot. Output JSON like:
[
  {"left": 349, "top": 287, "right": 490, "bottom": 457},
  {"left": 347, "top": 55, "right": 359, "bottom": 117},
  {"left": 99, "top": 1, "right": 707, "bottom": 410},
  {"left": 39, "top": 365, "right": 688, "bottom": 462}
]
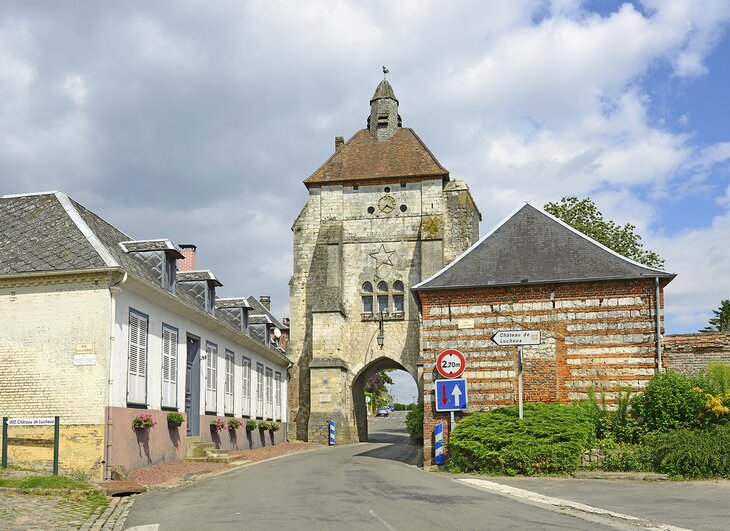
[
  {"left": 647, "top": 425, "right": 730, "bottom": 478},
  {"left": 405, "top": 401, "right": 423, "bottom": 442},
  {"left": 633, "top": 371, "right": 704, "bottom": 432},
  {"left": 602, "top": 443, "right": 654, "bottom": 472},
  {"left": 447, "top": 403, "right": 595, "bottom": 475},
  {"left": 245, "top": 420, "right": 257, "bottom": 430}
]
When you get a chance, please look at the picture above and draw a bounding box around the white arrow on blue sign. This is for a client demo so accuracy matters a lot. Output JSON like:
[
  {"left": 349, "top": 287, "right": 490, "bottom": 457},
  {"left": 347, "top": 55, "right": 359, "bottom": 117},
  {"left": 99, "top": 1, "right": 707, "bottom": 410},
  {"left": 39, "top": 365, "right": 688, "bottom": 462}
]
[{"left": 435, "top": 378, "right": 468, "bottom": 412}]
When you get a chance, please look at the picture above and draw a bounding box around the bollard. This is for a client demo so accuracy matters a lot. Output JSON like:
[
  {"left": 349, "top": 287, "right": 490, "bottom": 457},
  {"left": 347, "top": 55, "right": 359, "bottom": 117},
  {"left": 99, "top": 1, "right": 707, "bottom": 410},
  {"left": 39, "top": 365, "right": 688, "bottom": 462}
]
[
  {"left": 434, "top": 422, "right": 444, "bottom": 465},
  {"left": 329, "top": 420, "right": 335, "bottom": 445}
]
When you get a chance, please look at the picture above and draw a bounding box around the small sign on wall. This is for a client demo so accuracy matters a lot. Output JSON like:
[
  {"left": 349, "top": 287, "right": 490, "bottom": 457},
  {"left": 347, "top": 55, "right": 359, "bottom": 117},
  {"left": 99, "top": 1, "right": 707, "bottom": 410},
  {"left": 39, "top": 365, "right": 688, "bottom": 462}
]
[
  {"left": 457, "top": 318, "right": 475, "bottom": 329},
  {"left": 73, "top": 354, "right": 96, "bottom": 366},
  {"left": 75, "top": 343, "right": 94, "bottom": 354}
]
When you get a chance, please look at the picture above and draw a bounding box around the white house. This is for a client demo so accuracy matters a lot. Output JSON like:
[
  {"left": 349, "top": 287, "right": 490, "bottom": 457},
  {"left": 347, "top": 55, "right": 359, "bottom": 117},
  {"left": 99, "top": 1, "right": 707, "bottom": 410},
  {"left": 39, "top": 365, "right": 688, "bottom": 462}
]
[{"left": 0, "top": 191, "right": 290, "bottom": 478}]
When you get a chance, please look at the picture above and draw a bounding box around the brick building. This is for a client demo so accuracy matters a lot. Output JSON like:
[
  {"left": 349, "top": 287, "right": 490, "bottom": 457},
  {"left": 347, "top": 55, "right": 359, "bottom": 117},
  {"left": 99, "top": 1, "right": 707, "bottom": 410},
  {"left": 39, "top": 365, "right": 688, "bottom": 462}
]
[
  {"left": 0, "top": 192, "right": 290, "bottom": 477},
  {"left": 413, "top": 203, "right": 675, "bottom": 464}
]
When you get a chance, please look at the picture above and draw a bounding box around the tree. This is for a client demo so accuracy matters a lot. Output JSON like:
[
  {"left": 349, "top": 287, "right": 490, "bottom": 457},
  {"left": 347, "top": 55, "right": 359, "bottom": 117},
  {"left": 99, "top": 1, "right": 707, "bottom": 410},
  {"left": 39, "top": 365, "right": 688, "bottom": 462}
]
[
  {"left": 700, "top": 299, "right": 730, "bottom": 333},
  {"left": 544, "top": 196, "right": 665, "bottom": 269},
  {"left": 365, "top": 370, "right": 394, "bottom": 412}
]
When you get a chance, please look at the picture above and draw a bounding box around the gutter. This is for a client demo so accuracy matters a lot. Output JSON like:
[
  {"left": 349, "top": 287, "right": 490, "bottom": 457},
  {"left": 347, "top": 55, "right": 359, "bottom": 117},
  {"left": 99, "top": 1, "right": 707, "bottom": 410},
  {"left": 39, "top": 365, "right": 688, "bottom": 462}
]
[{"left": 104, "top": 271, "right": 127, "bottom": 480}]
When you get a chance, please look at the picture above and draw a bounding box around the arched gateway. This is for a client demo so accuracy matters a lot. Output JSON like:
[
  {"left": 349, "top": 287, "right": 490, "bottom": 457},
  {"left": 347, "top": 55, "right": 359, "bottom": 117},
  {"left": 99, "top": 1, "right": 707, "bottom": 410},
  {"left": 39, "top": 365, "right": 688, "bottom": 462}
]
[{"left": 288, "top": 78, "right": 481, "bottom": 444}]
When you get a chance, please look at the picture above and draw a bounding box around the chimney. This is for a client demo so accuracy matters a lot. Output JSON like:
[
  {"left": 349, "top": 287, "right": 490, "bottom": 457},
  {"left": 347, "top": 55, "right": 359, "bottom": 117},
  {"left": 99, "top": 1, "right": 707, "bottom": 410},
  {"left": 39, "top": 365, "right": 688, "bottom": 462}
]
[
  {"left": 334, "top": 136, "right": 344, "bottom": 152},
  {"left": 259, "top": 295, "right": 271, "bottom": 310},
  {"left": 178, "top": 244, "right": 197, "bottom": 272}
]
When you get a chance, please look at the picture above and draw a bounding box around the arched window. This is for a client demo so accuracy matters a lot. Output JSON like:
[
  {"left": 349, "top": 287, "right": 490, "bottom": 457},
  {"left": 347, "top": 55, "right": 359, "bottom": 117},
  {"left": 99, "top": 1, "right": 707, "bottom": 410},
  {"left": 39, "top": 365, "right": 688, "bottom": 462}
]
[
  {"left": 377, "top": 281, "right": 389, "bottom": 313},
  {"left": 393, "top": 281, "right": 404, "bottom": 313},
  {"left": 361, "top": 282, "right": 373, "bottom": 314}
]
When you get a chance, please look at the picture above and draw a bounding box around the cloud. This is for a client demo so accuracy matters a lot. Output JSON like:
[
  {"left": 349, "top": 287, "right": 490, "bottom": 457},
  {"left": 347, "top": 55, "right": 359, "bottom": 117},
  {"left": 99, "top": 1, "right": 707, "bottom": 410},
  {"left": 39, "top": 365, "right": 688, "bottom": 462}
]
[{"left": 1, "top": 0, "right": 729, "bottom": 331}]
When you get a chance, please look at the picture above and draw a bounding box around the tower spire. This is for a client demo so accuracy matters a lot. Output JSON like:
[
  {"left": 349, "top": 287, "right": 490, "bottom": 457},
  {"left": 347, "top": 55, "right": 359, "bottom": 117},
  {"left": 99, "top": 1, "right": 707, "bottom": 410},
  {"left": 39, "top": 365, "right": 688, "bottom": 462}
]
[{"left": 367, "top": 73, "right": 401, "bottom": 141}]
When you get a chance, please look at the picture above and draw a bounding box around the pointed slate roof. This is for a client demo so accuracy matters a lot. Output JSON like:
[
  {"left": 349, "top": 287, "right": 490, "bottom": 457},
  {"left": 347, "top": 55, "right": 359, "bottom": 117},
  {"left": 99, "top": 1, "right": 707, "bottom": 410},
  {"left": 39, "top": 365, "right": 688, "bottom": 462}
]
[
  {"left": 304, "top": 128, "right": 448, "bottom": 187},
  {"left": 370, "top": 80, "right": 398, "bottom": 103},
  {"left": 414, "top": 203, "right": 675, "bottom": 291}
]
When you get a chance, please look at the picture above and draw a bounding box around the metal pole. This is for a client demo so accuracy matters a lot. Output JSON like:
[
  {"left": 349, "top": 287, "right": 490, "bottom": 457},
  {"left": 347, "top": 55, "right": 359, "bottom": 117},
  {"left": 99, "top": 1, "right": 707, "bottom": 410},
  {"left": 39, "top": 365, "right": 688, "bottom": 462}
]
[
  {"left": 52, "top": 416, "right": 59, "bottom": 476},
  {"left": 1, "top": 417, "right": 7, "bottom": 468},
  {"left": 518, "top": 346, "right": 524, "bottom": 420}
]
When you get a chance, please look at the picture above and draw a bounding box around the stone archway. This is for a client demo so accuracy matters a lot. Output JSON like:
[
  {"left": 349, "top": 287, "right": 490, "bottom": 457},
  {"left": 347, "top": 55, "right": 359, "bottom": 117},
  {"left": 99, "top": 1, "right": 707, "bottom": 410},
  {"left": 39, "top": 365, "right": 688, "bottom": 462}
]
[{"left": 351, "top": 356, "right": 418, "bottom": 442}]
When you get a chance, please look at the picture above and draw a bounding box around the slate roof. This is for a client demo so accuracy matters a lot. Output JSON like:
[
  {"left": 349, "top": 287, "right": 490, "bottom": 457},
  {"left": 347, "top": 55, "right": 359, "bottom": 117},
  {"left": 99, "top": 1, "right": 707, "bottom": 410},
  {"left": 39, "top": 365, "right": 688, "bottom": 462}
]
[
  {"left": 414, "top": 203, "right": 676, "bottom": 291},
  {"left": 371, "top": 80, "right": 398, "bottom": 103},
  {"left": 303, "top": 128, "right": 448, "bottom": 187},
  {"left": 246, "top": 295, "right": 288, "bottom": 331}
]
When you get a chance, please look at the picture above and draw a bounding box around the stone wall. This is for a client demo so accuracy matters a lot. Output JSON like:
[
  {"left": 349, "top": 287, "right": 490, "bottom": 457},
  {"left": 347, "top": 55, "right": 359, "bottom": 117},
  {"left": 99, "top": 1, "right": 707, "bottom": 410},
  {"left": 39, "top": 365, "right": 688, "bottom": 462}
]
[
  {"left": 663, "top": 332, "right": 730, "bottom": 374},
  {"left": 418, "top": 278, "right": 666, "bottom": 465}
]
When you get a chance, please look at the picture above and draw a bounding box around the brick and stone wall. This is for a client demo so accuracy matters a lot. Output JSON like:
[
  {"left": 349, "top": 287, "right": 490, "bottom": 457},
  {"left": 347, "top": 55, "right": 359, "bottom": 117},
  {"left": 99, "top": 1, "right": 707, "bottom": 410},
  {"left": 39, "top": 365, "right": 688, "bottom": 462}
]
[
  {"left": 663, "top": 332, "right": 730, "bottom": 374},
  {"left": 418, "top": 278, "right": 666, "bottom": 465}
]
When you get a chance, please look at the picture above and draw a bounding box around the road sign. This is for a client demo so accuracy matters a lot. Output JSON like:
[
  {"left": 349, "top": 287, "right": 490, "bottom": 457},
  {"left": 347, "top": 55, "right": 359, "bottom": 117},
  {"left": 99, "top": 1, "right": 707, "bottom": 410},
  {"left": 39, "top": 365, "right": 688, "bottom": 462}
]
[
  {"left": 5, "top": 418, "right": 55, "bottom": 426},
  {"left": 435, "top": 378, "right": 468, "bottom": 412},
  {"left": 436, "top": 349, "right": 466, "bottom": 379},
  {"left": 434, "top": 423, "right": 444, "bottom": 465},
  {"left": 491, "top": 330, "right": 541, "bottom": 346}
]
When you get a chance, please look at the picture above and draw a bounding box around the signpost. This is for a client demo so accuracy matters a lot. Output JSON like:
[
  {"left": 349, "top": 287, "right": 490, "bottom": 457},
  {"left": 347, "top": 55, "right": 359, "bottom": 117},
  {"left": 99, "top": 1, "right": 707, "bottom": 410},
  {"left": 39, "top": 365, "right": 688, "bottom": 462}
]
[
  {"left": 328, "top": 420, "right": 335, "bottom": 446},
  {"left": 436, "top": 349, "right": 466, "bottom": 379},
  {"left": 434, "top": 423, "right": 444, "bottom": 465},
  {"left": 2, "top": 416, "right": 60, "bottom": 474},
  {"left": 491, "top": 330, "right": 542, "bottom": 420},
  {"left": 435, "top": 378, "right": 468, "bottom": 412}
]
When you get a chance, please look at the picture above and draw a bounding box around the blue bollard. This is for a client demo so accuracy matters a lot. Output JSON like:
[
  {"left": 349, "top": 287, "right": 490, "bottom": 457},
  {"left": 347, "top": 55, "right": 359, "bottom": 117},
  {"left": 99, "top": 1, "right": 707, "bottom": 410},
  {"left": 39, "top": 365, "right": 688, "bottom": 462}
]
[
  {"left": 329, "top": 420, "right": 335, "bottom": 445},
  {"left": 434, "top": 422, "right": 444, "bottom": 465}
]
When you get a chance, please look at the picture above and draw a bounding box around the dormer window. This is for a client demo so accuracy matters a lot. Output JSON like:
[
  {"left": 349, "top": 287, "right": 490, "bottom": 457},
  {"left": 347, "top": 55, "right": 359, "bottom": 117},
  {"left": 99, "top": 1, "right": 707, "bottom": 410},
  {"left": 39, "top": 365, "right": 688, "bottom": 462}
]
[
  {"left": 176, "top": 271, "right": 222, "bottom": 316},
  {"left": 119, "top": 239, "right": 184, "bottom": 293}
]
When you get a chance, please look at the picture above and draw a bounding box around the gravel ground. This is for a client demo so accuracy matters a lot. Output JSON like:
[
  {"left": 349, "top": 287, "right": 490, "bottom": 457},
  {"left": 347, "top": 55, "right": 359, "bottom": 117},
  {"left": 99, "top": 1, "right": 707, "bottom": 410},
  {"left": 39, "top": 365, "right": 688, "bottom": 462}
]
[{"left": 128, "top": 441, "right": 323, "bottom": 486}]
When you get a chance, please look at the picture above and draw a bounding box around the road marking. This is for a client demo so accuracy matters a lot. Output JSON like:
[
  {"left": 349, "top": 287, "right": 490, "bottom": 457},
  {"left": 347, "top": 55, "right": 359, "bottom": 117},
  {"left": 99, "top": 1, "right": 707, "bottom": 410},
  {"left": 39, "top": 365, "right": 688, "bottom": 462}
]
[
  {"left": 457, "top": 479, "right": 691, "bottom": 531},
  {"left": 369, "top": 509, "right": 396, "bottom": 531},
  {"left": 125, "top": 525, "right": 159, "bottom": 531}
]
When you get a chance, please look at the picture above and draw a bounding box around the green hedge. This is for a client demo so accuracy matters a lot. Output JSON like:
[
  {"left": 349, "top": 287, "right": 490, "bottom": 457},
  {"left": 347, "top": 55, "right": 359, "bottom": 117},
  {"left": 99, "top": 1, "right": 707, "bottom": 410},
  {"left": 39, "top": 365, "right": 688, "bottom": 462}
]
[
  {"left": 447, "top": 403, "right": 595, "bottom": 475},
  {"left": 405, "top": 402, "right": 423, "bottom": 442}
]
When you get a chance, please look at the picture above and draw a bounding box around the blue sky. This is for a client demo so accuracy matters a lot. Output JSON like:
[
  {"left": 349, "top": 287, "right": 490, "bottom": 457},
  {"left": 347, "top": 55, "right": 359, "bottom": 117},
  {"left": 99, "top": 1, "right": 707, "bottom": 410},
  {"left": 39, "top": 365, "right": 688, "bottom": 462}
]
[{"left": 1, "top": 1, "right": 729, "bottom": 400}]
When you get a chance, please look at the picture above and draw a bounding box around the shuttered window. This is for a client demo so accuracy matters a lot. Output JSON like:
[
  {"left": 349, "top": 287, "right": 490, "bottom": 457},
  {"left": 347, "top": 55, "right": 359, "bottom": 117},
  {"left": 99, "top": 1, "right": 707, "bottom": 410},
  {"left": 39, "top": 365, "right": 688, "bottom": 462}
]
[
  {"left": 241, "top": 357, "right": 252, "bottom": 417},
  {"left": 205, "top": 342, "right": 218, "bottom": 412},
  {"left": 265, "top": 368, "right": 273, "bottom": 419},
  {"left": 224, "top": 349, "right": 235, "bottom": 414},
  {"left": 161, "top": 325, "right": 178, "bottom": 408},
  {"left": 127, "top": 310, "right": 148, "bottom": 405},
  {"left": 274, "top": 372, "right": 282, "bottom": 421},
  {"left": 256, "top": 363, "right": 264, "bottom": 418}
]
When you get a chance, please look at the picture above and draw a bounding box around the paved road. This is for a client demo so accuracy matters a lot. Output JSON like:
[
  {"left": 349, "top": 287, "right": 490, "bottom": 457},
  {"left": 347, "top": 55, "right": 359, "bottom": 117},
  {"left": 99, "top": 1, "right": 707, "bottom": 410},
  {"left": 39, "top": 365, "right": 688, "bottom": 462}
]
[{"left": 124, "top": 412, "right": 727, "bottom": 530}]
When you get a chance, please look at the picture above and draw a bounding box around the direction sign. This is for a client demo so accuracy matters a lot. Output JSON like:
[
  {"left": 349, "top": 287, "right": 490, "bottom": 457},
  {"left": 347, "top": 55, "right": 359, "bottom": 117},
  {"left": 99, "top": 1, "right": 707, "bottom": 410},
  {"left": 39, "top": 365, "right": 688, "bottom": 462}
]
[
  {"left": 435, "top": 378, "right": 468, "bottom": 412},
  {"left": 436, "top": 349, "right": 466, "bottom": 379},
  {"left": 5, "top": 418, "right": 55, "bottom": 426},
  {"left": 491, "top": 330, "right": 541, "bottom": 346}
]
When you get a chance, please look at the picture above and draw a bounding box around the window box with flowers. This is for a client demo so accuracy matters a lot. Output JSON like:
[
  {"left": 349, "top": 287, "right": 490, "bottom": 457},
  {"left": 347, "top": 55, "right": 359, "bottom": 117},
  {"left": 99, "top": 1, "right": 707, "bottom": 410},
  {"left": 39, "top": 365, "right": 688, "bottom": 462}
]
[
  {"left": 167, "top": 412, "right": 185, "bottom": 428},
  {"left": 132, "top": 413, "right": 157, "bottom": 430},
  {"left": 227, "top": 418, "right": 242, "bottom": 431},
  {"left": 245, "top": 420, "right": 257, "bottom": 431},
  {"left": 258, "top": 421, "right": 270, "bottom": 431},
  {"left": 269, "top": 422, "right": 280, "bottom": 432},
  {"left": 210, "top": 418, "right": 227, "bottom": 433}
]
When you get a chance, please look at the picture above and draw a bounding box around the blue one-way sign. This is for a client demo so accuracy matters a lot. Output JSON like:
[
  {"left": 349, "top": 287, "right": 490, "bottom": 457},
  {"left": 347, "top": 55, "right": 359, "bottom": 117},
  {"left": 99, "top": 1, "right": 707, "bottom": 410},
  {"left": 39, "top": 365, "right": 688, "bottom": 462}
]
[{"left": 435, "top": 378, "right": 468, "bottom": 412}]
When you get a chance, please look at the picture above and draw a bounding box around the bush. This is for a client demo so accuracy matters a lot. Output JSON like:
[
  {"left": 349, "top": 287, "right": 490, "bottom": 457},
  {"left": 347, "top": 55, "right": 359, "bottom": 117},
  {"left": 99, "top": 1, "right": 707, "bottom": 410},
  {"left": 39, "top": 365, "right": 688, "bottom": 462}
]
[
  {"left": 602, "top": 442, "right": 654, "bottom": 472},
  {"left": 648, "top": 425, "right": 730, "bottom": 478},
  {"left": 580, "top": 386, "right": 641, "bottom": 443},
  {"left": 405, "top": 401, "right": 423, "bottom": 442},
  {"left": 447, "top": 403, "right": 595, "bottom": 475},
  {"left": 633, "top": 371, "right": 704, "bottom": 432}
]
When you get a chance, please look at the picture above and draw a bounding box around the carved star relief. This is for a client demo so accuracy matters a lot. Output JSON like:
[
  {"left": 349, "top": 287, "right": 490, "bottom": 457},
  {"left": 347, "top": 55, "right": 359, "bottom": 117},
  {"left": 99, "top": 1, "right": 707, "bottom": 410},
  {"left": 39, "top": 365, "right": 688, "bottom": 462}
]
[{"left": 369, "top": 244, "right": 395, "bottom": 269}]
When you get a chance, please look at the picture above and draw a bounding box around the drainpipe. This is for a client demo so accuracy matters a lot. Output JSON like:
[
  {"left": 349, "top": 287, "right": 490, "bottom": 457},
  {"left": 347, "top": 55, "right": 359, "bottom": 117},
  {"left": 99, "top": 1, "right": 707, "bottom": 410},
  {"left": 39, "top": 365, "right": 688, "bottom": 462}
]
[
  {"left": 655, "top": 276, "right": 662, "bottom": 373},
  {"left": 104, "top": 271, "right": 127, "bottom": 480}
]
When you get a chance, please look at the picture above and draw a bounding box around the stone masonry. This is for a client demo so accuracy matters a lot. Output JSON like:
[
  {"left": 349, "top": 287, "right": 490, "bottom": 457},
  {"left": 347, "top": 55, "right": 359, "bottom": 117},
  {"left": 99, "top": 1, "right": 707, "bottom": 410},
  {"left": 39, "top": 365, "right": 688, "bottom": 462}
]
[{"left": 288, "top": 79, "right": 480, "bottom": 443}]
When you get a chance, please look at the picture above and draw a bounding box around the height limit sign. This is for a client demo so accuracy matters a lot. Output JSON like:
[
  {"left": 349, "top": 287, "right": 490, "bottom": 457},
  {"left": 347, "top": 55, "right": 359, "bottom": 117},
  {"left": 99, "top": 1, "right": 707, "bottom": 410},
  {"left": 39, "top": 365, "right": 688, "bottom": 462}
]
[{"left": 436, "top": 349, "right": 466, "bottom": 379}]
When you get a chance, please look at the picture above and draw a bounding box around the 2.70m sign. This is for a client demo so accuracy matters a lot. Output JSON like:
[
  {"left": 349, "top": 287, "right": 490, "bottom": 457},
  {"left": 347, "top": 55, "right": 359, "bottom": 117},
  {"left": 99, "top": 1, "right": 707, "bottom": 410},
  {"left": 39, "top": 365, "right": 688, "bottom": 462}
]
[{"left": 436, "top": 349, "right": 466, "bottom": 379}]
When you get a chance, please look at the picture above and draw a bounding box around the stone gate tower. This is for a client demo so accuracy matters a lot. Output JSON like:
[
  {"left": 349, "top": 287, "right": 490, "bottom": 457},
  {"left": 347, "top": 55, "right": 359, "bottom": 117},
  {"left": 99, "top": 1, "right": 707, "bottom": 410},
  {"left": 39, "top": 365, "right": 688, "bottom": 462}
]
[{"left": 289, "top": 78, "right": 481, "bottom": 443}]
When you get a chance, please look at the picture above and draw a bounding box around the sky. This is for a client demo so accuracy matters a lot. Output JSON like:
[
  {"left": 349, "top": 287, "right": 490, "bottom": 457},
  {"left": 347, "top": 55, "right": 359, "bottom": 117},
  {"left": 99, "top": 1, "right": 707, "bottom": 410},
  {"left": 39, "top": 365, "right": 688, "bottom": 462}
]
[{"left": 2, "top": 1, "right": 730, "bottom": 400}]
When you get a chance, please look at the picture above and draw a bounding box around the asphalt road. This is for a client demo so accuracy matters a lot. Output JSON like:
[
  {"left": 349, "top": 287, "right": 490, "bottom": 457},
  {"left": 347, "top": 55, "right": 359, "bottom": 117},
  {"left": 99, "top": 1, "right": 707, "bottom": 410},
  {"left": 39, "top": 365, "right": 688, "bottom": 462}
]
[{"left": 124, "top": 413, "right": 727, "bottom": 530}]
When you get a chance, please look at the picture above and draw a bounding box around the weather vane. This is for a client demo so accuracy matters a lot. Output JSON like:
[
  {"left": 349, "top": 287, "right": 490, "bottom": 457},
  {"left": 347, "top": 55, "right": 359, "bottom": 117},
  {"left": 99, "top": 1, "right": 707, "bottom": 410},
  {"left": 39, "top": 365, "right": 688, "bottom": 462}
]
[{"left": 382, "top": 66, "right": 389, "bottom": 79}]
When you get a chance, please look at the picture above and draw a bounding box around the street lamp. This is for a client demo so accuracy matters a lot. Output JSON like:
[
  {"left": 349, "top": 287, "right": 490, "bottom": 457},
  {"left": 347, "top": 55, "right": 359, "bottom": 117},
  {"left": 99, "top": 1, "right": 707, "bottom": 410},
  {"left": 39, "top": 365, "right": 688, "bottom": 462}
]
[{"left": 376, "top": 310, "right": 384, "bottom": 348}]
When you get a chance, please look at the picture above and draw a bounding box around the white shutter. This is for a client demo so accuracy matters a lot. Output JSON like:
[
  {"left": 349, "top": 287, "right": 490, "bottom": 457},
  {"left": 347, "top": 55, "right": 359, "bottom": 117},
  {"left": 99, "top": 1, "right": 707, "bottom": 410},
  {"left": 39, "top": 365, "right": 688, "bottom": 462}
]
[
  {"left": 242, "top": 357, "right": 251, "bottom": 416},
  {"left": 224, "top": 350, "right": 234, "bottom": 414},
  {"left": 275, "top": 372, "right": 282, "bottom": 421},
  {"left": 161, "top": 326, "right": 178, "bottom": 408},
  {"left": 256, "top": 363, "right": 264, "bottom": 417},
  {"left": 205, "top": 343, "right": 218, "bottom": 412},
  {"left": 127, "top": 311, "right": 148, "bottom": 404},
  {"left": 265, "top": 368, "right": 273, "bottom": 419}
]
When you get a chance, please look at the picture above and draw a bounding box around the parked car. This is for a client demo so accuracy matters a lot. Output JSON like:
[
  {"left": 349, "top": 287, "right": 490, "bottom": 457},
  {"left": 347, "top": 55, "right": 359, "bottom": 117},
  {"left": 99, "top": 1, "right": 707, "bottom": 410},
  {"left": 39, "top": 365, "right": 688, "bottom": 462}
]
[{"left": 376, "top": 407, "right": 389, "bottom": 417}]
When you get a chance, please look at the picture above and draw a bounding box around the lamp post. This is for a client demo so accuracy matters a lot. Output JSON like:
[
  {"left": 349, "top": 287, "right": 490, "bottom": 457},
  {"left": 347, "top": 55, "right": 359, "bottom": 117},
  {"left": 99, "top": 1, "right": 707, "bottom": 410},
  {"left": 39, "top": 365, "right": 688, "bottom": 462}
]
[{"left": 376, "top": 310, "right": 384, "bottom": 348}]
